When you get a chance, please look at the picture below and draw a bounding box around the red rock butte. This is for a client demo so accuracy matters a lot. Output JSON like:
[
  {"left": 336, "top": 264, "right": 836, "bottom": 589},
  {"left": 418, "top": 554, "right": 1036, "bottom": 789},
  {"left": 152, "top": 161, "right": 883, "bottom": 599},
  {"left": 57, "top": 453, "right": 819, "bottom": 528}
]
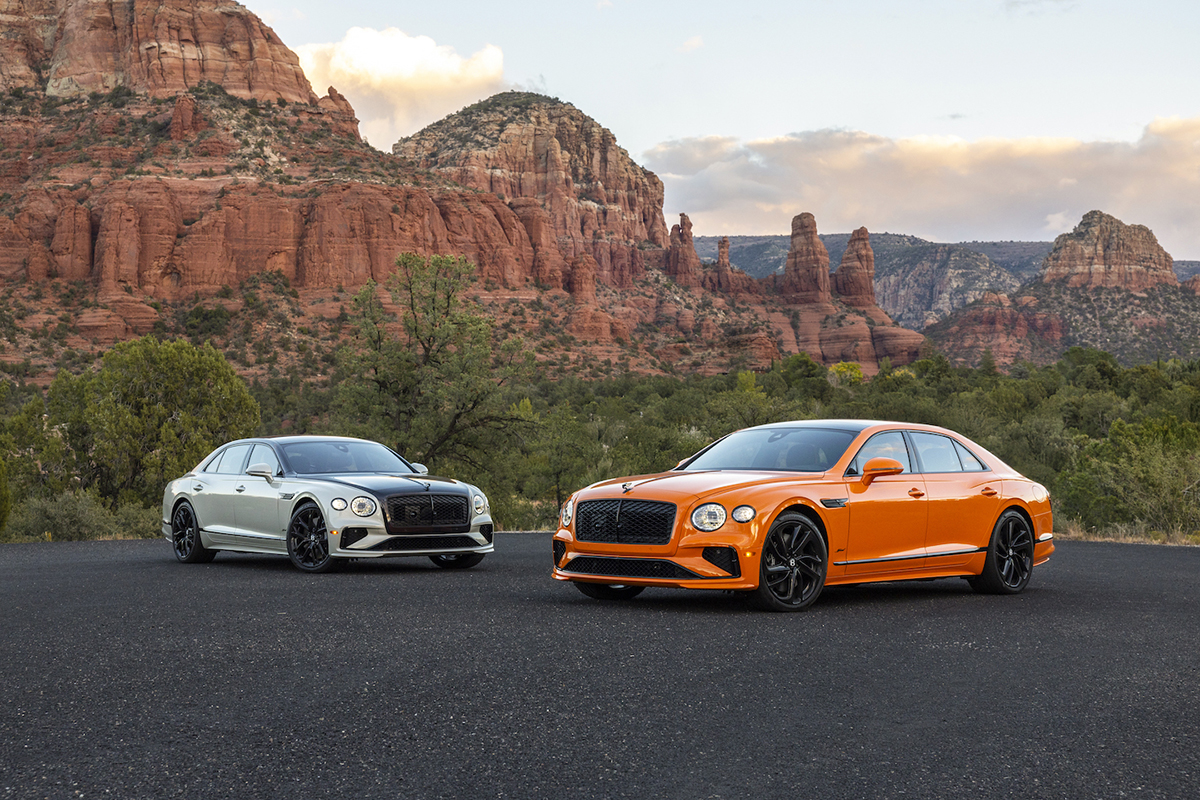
[{"left": 1041, "top": 210, "right": 1177, "bottom": 291}]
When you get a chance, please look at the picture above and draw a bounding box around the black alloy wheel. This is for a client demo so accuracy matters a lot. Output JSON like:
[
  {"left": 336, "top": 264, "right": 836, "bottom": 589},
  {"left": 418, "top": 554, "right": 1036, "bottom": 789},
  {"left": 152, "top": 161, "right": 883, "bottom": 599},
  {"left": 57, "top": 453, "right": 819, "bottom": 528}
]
[
  {"left": 970, "top": 510, "right": 1034, "bottom": 594},
  {"left": 429, "top": 552, "right": 486, "bottom": 569},
  {"left": 573, "top": 582, "right": 646, "bottom": 601},
  {"left": 750, "top": 512, "right": 828, "bottom": 611},
  {"left": 171, "top": 501, "right": 215, "bottom": 564},
  {"left": 287, "top": 503, "right": 336, "bottom": 573}
]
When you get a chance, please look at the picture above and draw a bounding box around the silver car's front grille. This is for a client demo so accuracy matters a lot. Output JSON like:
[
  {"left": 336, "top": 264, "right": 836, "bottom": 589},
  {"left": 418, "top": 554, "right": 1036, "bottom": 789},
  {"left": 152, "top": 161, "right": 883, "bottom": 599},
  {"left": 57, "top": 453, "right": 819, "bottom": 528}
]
[{"left": 384, "top": 494, "right": 470, "bottom": 531}]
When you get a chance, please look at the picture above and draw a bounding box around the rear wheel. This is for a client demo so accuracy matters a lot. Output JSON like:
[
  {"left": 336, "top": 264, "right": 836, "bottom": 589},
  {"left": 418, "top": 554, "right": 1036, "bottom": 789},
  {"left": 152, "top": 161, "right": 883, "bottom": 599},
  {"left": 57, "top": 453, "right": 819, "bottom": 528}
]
[
  {"left": 287, "top": 503, "right": 336, "bottom": 573},
  {"left": 574, "top": 582, "right": 645, "bottom": 601},
  {"left": 429, "top": 552, "right": 486, "bottom": 569},
  {"left": 750, "top": 512, "right": 827, "bottom": 611},
  {"left": 970, "top": 510, "right": 1034, "bottom": 594},
  {"left": 171, "top": 501, "right": 215, "bottom": 564}
]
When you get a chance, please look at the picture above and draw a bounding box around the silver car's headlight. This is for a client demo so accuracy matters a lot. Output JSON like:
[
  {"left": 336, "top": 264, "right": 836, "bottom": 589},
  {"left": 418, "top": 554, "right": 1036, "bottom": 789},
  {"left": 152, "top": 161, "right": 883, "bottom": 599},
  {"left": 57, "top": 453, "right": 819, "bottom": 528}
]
[
  {"left": 560, "top": 497, "right": 574, "bottom": 527},
  {"left": 351, "top": 496, "right": 377, "bottom": 517},
  {"left": 330, "top": 498, "right": 348, "bottom": 511},
  {"left": 691, "top": 503, "right": 727, "bottom": 531},
  {"left": 473, "top": 493, "right": 488, "bottom": 516}
]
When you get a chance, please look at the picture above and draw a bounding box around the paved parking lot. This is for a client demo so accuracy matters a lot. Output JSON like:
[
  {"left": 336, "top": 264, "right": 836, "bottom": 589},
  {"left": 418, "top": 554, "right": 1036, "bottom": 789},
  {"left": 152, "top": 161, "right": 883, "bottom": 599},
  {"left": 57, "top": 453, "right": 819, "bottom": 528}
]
[{"left": 2, "top": 536, "right": 1198, "bottom": 799}]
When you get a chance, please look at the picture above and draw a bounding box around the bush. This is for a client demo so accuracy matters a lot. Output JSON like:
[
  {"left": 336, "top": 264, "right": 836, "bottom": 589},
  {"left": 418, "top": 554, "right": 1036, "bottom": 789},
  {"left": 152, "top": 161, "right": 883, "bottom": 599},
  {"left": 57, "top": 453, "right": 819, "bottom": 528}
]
[{"left": 1, "top": 493, "right": 161, "bottom": 543}]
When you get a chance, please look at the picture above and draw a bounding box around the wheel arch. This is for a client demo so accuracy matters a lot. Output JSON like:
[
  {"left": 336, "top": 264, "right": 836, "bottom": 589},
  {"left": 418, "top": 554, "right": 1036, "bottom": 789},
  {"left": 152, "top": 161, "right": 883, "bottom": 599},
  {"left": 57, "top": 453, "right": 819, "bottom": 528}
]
[
  {"left": 998, "top": 502, "right": 1034, "bottom": 534},
  {"left": 774, "top": 502, "right": 830, "bottom": 551}
]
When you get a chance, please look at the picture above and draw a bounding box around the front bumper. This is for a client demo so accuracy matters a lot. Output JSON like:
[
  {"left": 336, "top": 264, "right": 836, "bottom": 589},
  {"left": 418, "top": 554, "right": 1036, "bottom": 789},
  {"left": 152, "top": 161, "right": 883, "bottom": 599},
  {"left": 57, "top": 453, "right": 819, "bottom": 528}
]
[
  {"left": 332, "top": 516, "right": 495, "bottom": 558},
  {"left": 552, "top": 527, "right": 758, "bottom": 591}
]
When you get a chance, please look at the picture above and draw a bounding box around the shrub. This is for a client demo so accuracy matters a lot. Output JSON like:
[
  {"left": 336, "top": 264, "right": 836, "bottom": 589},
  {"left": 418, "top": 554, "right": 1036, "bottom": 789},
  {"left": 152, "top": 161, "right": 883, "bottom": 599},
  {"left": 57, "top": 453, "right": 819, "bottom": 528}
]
[{"left": 1, "top": 493, "right": 161, "bottom": 543}]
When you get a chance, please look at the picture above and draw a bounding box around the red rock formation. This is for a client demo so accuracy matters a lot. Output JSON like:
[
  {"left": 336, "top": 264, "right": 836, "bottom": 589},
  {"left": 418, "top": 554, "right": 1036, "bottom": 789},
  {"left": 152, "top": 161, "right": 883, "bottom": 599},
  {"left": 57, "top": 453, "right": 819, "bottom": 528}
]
[
  {"left": 394, "top": 92, "right": 668, "bottom": 288},
  {"left": 779, "top": 213, "right": 831, "bottom": 304},
  {"left": 1041, "top": 210, "right": 1177, "bottom": 291},
  {"left": 833, "top": 227, "right": 876, "bottom": 307},
  {"left": 1185, "top": 276, "right": 1200, "bottom": 296},
  {"left": 927, "top": 293, "right": 1064, "bottom": 366},
  {"left": 703, "top": 236, "right": 759, "bottom": 295},
  {"left": 169, "top": 94, "right": 202, "bottom": 140},
  {"left": 666, "top": 213, "right": 702, "bottom": 288}
]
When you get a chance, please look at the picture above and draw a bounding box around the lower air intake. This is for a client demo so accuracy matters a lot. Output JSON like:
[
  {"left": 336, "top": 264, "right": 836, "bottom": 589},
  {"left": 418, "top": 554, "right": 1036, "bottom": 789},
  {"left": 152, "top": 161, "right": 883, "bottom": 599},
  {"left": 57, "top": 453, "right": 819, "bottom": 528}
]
[
  {"left": 563, "top": 556, "right": 700, "bottom": 580},
  {"left": 702, "top": 546, "right": 742, "bottom": 577}
]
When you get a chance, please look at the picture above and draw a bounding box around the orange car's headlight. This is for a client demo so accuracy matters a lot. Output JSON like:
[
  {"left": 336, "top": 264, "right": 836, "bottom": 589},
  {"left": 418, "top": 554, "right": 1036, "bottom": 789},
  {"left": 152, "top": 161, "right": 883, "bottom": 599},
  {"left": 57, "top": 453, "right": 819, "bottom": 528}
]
[{"left": 692, "top": 503, "right": 727, "bottom": 531}]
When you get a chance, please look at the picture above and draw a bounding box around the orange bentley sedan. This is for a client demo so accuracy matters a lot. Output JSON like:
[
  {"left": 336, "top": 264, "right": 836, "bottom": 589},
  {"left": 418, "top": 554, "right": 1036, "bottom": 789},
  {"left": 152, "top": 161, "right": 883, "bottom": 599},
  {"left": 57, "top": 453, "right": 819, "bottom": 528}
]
[{"left": 552, "top": 420, "right": 1054, "bottom": 611}]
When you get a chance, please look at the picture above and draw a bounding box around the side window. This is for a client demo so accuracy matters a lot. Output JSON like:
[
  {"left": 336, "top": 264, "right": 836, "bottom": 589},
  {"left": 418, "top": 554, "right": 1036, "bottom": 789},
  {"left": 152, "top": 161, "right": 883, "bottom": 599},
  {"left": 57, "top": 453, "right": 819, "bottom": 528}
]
[
  {"left": 214, "top": 444, "right": 252, "bottom": 475},
  {"left": 249, "top": 444, "right": 281, "bottom": 476},
  {"left": 954, "top": 440, "right": 987, "bottom": 472},
  {"left": 910, "top": 432, "right": 963, "bottom": 473},
  {"left": 847, "top": 431, "right": 911, "bottom": 475},
  {"left": 202, "top": 449, "right": 226, "bottom": 473}
]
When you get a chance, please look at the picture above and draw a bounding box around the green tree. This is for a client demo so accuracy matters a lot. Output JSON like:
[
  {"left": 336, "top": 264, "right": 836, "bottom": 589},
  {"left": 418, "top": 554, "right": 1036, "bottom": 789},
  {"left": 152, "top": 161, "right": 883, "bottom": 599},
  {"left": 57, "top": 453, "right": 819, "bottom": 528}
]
[
  {"left": 44, "top": 337, "right": 260, "bottom": 508},
  {"left": 336, "top": 253, "right": 533, "bottom": 470},
  {"left": 0, "top": 457, "right": 10, "bottom": 535}
]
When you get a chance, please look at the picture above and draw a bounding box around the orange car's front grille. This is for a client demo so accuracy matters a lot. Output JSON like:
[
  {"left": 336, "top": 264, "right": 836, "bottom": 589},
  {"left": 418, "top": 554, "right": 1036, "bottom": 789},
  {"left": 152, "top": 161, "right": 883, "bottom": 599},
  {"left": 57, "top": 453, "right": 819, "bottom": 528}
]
[{"left": 575, "top": 499, "right": 676, "bottom": 545}]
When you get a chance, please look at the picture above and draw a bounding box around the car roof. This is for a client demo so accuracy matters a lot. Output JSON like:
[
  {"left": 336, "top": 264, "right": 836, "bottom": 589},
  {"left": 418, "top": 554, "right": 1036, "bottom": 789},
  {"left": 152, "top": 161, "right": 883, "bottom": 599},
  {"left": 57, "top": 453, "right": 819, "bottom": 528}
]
[{"left": 742, "top": 419, "right": 963, "bottom": 437}]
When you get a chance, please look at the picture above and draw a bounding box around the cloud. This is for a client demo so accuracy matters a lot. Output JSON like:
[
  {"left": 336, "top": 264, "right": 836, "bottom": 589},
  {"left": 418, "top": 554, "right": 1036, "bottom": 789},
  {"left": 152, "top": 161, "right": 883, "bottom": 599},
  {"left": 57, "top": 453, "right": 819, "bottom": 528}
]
[
  {"left": 677, "top": 36, "right": 704, "bottom": 53},
  {"left": 1003, "top": 0, "right": 1078, "bottom": 14},
  {"left": 644, "top": 117, "right": 1200, "bottom": 257},
  {"left": 296, "top": 27, "right": 506, "bottom": 150}
]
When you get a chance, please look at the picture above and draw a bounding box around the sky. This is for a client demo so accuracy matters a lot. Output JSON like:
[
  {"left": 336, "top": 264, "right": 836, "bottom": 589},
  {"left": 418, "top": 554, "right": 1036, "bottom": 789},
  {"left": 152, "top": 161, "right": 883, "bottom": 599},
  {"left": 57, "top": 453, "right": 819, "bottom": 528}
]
[{"left": 256, "top": 0, "right": 1200, "bottom": 258}]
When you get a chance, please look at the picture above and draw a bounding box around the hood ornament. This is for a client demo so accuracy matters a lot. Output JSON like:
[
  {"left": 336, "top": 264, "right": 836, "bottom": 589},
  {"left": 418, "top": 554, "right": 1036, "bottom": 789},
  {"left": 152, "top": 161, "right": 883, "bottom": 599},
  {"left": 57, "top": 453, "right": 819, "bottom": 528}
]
[{"left": 621, "top": 482, "right": 634, "bottom": 494}]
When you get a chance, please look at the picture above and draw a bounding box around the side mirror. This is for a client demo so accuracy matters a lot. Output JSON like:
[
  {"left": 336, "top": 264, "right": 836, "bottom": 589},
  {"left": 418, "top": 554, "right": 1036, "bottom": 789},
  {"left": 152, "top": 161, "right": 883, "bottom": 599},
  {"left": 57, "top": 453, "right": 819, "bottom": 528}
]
[
  {"left": 246, "top": 462, "right": 275, "bottom": 480},
  {"left": 861, "top": 457, "right": 904, "bottom": 484},
  {"left": 410, "top": 462, "right": 430, "bottom": 476}
]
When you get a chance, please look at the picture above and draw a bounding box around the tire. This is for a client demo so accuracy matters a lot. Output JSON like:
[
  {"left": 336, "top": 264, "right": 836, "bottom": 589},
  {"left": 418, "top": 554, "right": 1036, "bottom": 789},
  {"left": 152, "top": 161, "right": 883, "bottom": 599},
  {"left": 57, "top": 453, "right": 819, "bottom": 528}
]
[
  {"left": 573, "top": 582, "right": 646, "bottom": 601},
  {"left": 171, "top": 501, "right": 216, "bottom": 564},
  {"left": 969, "top": 509, "right": 1034, "bottom": 595},
  {"left": 429, "top": 552, "right": 486, "bottom": 569},
  {"left": 286, "top": 503, "right": 336, "bottom": 573},
  {"left": 749, "top": 512, "right": 828, "bottom": 611}
]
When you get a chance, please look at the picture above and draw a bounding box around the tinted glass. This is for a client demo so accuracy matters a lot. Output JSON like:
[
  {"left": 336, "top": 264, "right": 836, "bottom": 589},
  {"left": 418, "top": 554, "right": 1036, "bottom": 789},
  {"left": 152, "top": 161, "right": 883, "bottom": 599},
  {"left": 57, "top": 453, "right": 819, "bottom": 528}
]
[
  {"left": 848, "top": 431, "right": 911, "bottom": 474},
  {"left": 683, "top": 428, "right": 856, "bottom": 472},
  {"left": 214, "top": 444, "right": 252, "bottom": 475},
  {"left": 248, "top": 444, "right": 281, "bottom": 476},
  {"left": 954, "top": 440, "right": 987, "bottom": 471},
  {"left": 910, "top": 432, "right": 962, "bottom": 473},
  {"left": 281, "top": 441, "right": 413, "bottom": 475}
]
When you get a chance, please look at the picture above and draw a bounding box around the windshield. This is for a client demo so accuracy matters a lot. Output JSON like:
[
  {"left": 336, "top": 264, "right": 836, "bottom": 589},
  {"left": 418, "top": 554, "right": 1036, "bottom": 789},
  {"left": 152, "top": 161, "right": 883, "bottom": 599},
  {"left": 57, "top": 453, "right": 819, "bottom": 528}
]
[
  {"left": 280, "top": 441, "right": 414, "bottom": 475},
  {"left": 682, "top": 427, "right": 857, "bottom": 472}
]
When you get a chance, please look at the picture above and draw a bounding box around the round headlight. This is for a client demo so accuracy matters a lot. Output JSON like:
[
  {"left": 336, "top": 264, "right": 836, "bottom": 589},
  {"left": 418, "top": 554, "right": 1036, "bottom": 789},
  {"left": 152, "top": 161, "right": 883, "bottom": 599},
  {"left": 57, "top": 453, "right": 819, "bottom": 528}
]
[
  {"left": 473, "top": 494, "right": 487, "bottom": 516},
  {"left": 330, "top": 498, "right": 348, "bottom": 511},
  {"left": 560, "top": 498, "right": 574, "bottom": 527},
  {"left": 350, "top": 496, "right": 377, "bottom": 517},
  {"left": 732, "top": 505, "right": 756, "bottom": 523},
  {"left": 691, "top": 503, "right": 727, "bottom": 532}
]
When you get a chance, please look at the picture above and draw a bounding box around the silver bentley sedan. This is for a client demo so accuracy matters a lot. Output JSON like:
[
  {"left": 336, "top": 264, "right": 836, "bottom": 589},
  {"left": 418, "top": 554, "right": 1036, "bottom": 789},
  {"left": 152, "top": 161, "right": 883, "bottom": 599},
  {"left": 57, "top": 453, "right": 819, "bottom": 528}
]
[{"left": 161, "top": 435, "right": 494, "bottom": 572}]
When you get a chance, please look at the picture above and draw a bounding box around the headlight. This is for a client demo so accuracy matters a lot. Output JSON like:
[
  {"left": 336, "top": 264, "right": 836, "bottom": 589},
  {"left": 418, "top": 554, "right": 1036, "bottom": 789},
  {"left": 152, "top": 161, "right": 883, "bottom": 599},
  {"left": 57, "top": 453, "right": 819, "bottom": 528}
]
[
  {"left": 691, "top": 503, "right": 727, "bottom": 531},
  {"left": 732, "top": 505, "right": 755, "bottom": 523},
  {"left": 473, "top": 493, "right": 488, "bottom": 516},
  {"left": 330, "top": 498, "right": 348, "bottom": 511},
  {"left": 560, "top": 498, "right": 574, "bottom": 527},
  {"left": 350, "top": 496, "right": 377, "bottom": 517}
]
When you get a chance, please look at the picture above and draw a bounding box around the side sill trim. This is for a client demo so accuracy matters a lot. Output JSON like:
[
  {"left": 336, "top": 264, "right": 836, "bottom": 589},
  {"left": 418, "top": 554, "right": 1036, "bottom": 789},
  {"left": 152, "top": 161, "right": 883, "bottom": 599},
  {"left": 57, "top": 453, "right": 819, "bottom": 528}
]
[{"left": 833, "top": 546, "right": 985, "bottom": 567}]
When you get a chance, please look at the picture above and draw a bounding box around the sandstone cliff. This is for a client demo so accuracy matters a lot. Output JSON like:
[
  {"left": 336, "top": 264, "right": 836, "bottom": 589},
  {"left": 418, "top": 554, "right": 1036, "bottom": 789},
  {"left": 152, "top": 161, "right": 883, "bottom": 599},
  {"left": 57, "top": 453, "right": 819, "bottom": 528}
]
[
  {"left": 778, "top": 213, "right": 831, "bottom": 304},
  {"left": 393, "top": 92, "right": 669, "bottom": 290},
  {"left": 832, "top": 227, "right": 876, "bottom": 307},
  {"left": 1041, "top": 210, "right": 1177, "bottom": 291}
]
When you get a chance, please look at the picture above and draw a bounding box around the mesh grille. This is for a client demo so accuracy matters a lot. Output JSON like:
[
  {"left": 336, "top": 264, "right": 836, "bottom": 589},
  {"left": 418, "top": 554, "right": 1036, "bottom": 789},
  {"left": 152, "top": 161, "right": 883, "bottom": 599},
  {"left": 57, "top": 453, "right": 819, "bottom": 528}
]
[
  {"left": 702, "top": 546, "right": 741, "bottom": 577},
  {"left": 480, "top": 524, "right": 494, "bottom": 543},
  {"left": 339, "top": 527, "right": 369, "bottom": 548},
  {"left": 385, "top": 494, "right": 469, "bottom": 530},
  {"left": 359, "top": 535, "right": 479, "bottom": 552},
  {"left": 575, "top": 499, "right": 676, "bottom": 545},
  {"left": 553, "top": 539, "right": 566, "bottom": 566},
  {"left": 562, "top": 556, "right": 700, "bottom": 580}
]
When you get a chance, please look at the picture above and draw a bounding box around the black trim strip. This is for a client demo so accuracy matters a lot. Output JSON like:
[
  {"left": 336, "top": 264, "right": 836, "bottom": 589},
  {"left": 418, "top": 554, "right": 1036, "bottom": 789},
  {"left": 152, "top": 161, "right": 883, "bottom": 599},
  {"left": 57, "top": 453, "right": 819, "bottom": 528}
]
[
  {"left": 820, "top": 498, "right": 848, "bottom": 509},
  {"left": 833, "top": 546, "right": 985, "bottom": 567}
]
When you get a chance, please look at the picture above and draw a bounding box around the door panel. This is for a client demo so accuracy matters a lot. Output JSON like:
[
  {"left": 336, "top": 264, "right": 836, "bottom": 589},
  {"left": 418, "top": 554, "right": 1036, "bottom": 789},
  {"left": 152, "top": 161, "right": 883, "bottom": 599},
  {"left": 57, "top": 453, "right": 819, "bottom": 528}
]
[
  {"left": 842, "top": 430, "right": 927, "bottom": 574},
  {"left": 231, "top": 443, "right": 285, "bottom": 547},
  {"left": 923, "top": 474, "right": 1002, "bottom": 566},
  {"left": 196, "top": 443, "right": 252, "bottom": 541}
]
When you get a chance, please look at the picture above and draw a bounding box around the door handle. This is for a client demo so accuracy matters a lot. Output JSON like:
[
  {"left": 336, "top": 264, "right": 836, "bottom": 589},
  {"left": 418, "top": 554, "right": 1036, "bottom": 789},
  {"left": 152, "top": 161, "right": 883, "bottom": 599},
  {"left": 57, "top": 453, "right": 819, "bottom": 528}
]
[
  {"left": 981, "top": 487, "right": 998, "bottom": 497},
  {"left": 193, "top": 485, "right": 203, "bottom": 492},
  {"left": 908, "top": 488, "right": 925, "bottom": 498},
  {"left": 236, "top": 485, "right": 246, "bottom": 493}
]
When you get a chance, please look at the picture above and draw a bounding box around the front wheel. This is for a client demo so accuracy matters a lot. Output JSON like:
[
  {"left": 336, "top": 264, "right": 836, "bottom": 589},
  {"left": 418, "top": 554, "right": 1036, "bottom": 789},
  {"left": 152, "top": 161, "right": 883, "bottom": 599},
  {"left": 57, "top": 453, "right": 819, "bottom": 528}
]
[
  {"left": 171, "top": 501, "right": 215, "bottom": 564},
  {"left": 429, "top": 552, "right": 486, "bottom": 569},
  {"left": 969, "top": 510, "right": 1033, "bottom": 594},
  {"left": 574, "top": 582, "right": 645, "bottom": 601},
  {"left": 749, "top": 512, "right": 828, "bottom": 611},
  {"left": 287, "top": 503, "right": 336, "bottom": 573}
]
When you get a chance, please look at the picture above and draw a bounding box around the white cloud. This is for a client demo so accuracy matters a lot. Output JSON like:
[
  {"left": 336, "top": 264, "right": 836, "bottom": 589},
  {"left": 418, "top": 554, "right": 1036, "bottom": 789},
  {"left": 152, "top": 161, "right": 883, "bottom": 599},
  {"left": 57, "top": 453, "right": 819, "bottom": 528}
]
[
  {"left": 677, "top": 36, "right": 704, "bottom": 53},
  {"left": 645, "top": 117, "right": 1200, "bottom": 258},
  {"left": 1003, "top": 0, "right": 1078, "bottom": 14},
  {"left": 296, "top": 27, "right": 506, "bottom": 150},
  {"left": 597, "top": 0, "right": 613, "bottom": 8}
]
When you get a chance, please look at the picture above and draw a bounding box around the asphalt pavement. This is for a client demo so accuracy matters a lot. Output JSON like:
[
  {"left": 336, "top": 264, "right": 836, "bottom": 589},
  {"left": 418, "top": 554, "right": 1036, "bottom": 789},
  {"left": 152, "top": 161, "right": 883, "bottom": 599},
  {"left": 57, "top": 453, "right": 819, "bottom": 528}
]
[{"left": 1, "top": 536, "right": 1198, "bottom": 799}]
